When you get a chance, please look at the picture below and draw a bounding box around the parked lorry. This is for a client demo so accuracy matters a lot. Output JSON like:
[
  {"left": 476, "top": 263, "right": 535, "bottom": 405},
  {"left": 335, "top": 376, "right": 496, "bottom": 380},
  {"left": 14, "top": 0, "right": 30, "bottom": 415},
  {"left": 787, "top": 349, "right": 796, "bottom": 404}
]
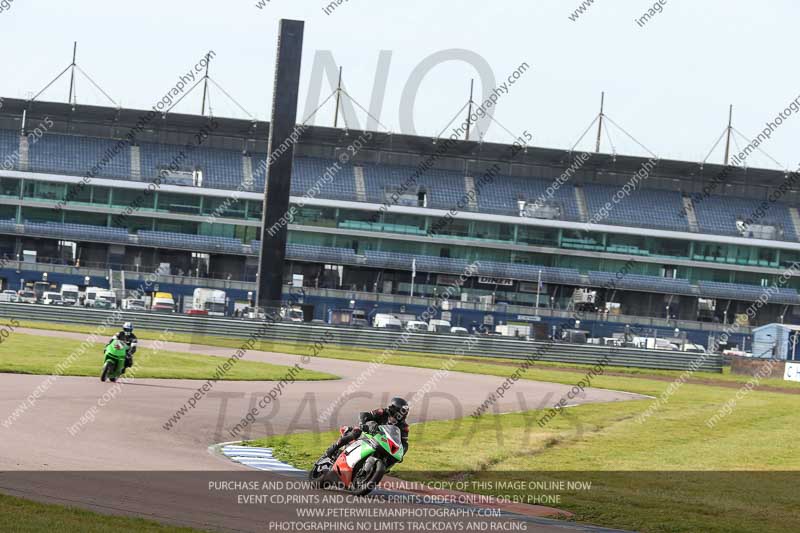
[
  {"left": 121, "top": 297, "right": 147, "bottom": 311},
  {"left": 495, "top": 323, "right": 531, "bottom": 338},
  {"left": 281, "top": 305, "right": 305, "bottom": 322},
  {"left": 373, "top": 313, "right": 403, "bottom": 331},
  {"left": 190, "top": 288, "right": 227, "bottom": 316},
  {"left": 85, "top": 287, "right": 117, "bottom": 308},
  {"left": 151, "top": 292, "right": 176, "bottom": 312},
  {"left": 328, "top": 308, "right": 368, "bottom": 327},
  {"left": 60, "top": 284, "right": 80, "bottom": 306}
]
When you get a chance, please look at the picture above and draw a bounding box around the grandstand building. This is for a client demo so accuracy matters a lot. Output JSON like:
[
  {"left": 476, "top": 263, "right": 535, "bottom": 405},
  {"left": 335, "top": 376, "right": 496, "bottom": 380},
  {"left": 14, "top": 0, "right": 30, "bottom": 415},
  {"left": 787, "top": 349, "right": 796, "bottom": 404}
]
[{"left": 1, "top": 97, "right": 799, "bottom": 346}]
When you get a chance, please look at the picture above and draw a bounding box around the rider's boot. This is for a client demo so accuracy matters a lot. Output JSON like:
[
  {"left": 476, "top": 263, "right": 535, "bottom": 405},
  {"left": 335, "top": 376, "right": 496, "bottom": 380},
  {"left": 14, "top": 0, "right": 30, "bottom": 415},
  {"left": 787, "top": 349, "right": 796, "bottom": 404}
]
[{"left": 324, "top": 443, "right": 340, "bottom": 459}]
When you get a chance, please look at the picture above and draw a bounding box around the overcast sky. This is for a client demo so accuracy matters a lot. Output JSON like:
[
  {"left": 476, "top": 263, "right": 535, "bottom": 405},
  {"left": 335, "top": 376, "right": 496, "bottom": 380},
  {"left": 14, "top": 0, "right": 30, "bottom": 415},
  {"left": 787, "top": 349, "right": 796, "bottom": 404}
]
[{"left": 1, "top": 0, "right": 798, "bottom": 170}]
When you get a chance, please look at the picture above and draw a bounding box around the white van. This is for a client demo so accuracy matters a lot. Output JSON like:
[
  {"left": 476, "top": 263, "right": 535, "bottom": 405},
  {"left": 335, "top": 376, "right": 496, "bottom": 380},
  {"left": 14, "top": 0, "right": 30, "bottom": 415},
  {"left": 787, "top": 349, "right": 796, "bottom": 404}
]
[
  {"left": 428, "top": 319, "right": 452, "bottom": 333},
  {"left": 0, "top": 290, "right": 19, "bottom": 302},
  {"left": 405, "top": 320, "right": 429, "bottom": 333},
  {"left": 42, "top": 292, "right": 63, "bottom": 305},
  {"left": 373, "top": 313, "right": 403, "bottom": 331},
  {"left": 450, "top": 326, "right": 469, "bottom": 336}
]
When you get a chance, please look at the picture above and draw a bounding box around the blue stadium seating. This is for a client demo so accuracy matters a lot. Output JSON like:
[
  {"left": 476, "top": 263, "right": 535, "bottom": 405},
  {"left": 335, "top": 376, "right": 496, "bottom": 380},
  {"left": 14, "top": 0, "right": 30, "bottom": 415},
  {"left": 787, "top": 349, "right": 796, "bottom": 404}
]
[
  {"left": 693, "top": 196, "right": 797, "bottom": 240},
  {"left": 137, "top": 231, "right": 244, "bottom": 254},
  {"left": 583, "top": 185, "right": 689, "bottom": 231},
  {"left": 476, "top": 173, "right": 581, "bottom": 219},
  {"left": 7, "top": 126, "right": 800, "bottom": 243},
  {"left": 23, "top": 221, "right": 129, "bottom": 242},
  {"left": 251, "top": 157, "right": 358, "bottom": 200},
  {"left": 28, "top": 133, "right": 131, "bottom": 179},
  {"left": 139, "top": 142, "right": 243, "bottom": 189},
  {"left": 285, "top": 243, "right": 358, "bottom": 264},
  {"left": 588, "top": 271, "right": 694, "bottom": 295},
  {"left": 0, "top": 129, "right": 18, "bottom": 169},
  {"left": 697, "top": 280, "right": 800, "bottom": 305},
  {"left": 359, "top": 163, "right": 467, "bottom": 209}
]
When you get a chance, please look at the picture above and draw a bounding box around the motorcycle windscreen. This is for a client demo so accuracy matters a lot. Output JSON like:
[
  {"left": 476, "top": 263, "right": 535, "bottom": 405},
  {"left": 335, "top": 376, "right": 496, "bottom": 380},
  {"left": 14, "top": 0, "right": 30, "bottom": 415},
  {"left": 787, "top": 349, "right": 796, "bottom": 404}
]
[{"left": 380, "top": 425, "right": 403, "bottom": 458}]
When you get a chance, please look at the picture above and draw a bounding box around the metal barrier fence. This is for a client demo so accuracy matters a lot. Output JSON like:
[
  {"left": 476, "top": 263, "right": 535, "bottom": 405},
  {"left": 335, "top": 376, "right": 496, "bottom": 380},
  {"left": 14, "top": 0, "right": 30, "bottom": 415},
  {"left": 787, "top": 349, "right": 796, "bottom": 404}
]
[{"left": 0, "top": 303, "right": 723, "bottom": 372}]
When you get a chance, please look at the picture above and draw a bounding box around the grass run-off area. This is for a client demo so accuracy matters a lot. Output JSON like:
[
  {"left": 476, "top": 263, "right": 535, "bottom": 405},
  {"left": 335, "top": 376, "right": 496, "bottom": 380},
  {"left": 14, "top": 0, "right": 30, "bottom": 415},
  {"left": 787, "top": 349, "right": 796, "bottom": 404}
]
[
  {"left": 8, "top": 320, "right": 800, "bottom": 532},
  {"left": 0, "top": 331, "right": 336, "bottom": 381},
  {"left": 250, "top": 372, "right": 800, "bottom": 533},
  {"left": 0, "top": 493, "right": 197, "bottom": 533},
  {"left": 10, "top": 318, "right": 800, "bottom": 391}
]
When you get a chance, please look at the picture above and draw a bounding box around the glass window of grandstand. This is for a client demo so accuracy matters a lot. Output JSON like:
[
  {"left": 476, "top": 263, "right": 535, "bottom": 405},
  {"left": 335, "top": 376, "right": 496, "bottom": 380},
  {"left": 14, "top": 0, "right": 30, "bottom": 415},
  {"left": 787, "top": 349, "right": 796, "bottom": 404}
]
[
  {"left": 474, "top": 220, "right": 513, "bottom": 242},
  {"left": 201, "top": 196, "right": 245, "bottom": 219},
  {"left": 233, "top": 225, "right": 259, "bottom": 244},
  {"left": 431, "top": 217, "right": 470, "bottom": 238},
  {"left": 692, "top": 242, "right": 776, "bottom": 267},
  {"left": 289, "top": 232, "right": 337, "bottom": 248},
  {"left": 64, "top": 211, "right": 107, "bottom": 227},
  {"left": 22, "top": 206, "right": 62, "bottom": 223},
  {"left": 647, "top": 237, "right": 689, "bottom": 258},
  {"left": 518, "top": 225, "right": 558, "bottom": 247},
  {"left": 0, "top": 177, "right": 20, "bottom": 197},
  {"left": 111, "top": 215, "right": 152, "bottom": 233},
  {"left": 382, "top": 213, "right": 426, "bottom": 235},
  {"left": 155, "top": 219, "right": 197, "bottom": 235},
  {"left": 0, "top": 204, "right": 16, "bottom": 221},
  {"left": 561, "top": 229, "right": 602, "bottom": 250},
  {"left": 67, "top": 182, "right": 92, "bottom": 204},
  {"left": 23, "top": 180, "right": 65, "bottom": 202},
  {"left": 92, "top": 186, "right": 110, "bottom": 205},
  {"left": 246, "top": 200, "right": 263, "bottom": 221},
  {"left": 779, "top": 250, "right": 800, "bottom": 271},
  {"left": 605, "top": 233, "right": 648, "bottom": 255},
  {"left": 338, "top": 208, "right": 382, "bottom": 229},
  {"left": 291, "top": 205, "right": 336, "bottom": 228},
  {"left": 112, "top": 188, "right": 156, "bottom": 211},
  {"left": 158, "top": 192, "right": 201, "bottom": 215}
]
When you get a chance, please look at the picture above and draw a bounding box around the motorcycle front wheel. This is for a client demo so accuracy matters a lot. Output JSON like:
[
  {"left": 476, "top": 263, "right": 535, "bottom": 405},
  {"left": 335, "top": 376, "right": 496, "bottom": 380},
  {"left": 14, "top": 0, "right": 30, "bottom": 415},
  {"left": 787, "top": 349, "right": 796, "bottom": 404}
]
[
  {"left": 308, "top": 457, "right": 332, "bottom": 489},
  {"left": 100, "top": 361, "right": 112, "bottom": 382},
  {"left": 350, "top": 459, "right": 386, "bottom": 496}
]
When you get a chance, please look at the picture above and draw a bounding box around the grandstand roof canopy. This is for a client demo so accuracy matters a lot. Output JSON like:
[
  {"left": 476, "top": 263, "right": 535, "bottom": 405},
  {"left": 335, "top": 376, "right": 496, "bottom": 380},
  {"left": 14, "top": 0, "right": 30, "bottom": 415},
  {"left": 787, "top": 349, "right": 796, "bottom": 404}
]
[{"left": 0, "top": 96, "right": 794, "bottom": 191}]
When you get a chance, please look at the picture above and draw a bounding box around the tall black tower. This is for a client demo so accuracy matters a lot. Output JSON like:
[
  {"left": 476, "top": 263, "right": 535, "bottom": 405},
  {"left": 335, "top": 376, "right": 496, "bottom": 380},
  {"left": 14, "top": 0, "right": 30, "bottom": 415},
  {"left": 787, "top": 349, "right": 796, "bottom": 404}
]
[{"left": 256, "top": 19, "right": 305, "bottom": 309}]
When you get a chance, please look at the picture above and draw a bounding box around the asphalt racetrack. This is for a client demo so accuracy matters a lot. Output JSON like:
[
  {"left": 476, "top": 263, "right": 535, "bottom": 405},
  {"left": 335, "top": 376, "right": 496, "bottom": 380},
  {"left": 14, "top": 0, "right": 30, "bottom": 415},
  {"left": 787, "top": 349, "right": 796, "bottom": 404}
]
[{"left": 0, "top": 328, "right": 644, "bottom": 532}]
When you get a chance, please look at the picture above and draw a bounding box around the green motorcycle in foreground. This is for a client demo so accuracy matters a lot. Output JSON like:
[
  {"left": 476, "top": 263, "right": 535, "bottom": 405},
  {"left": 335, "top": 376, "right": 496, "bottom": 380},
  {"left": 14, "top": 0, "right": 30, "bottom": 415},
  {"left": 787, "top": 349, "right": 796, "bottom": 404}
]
[
  {"left": 309, "top": 424, "right": 405, "bottom": 496},
  {"left": 100, "top": 340, "right": 128, "bottom": 382}
]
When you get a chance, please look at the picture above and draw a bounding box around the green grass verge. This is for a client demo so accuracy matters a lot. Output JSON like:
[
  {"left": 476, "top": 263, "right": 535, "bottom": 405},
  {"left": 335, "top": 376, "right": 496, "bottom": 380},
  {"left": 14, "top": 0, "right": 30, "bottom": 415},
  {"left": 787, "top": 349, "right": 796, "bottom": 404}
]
[
  {"left": 0, "top": 331, "right": 336, "bottom": 381},
  {"left": 0, "top": 493, "right": 199, "bottom": 532},
  {"left": 11, "top": 319, "right": 800, "bottom": 391},
  {"left": 248, "top": 373, "right": 800, "bottom": 533}
]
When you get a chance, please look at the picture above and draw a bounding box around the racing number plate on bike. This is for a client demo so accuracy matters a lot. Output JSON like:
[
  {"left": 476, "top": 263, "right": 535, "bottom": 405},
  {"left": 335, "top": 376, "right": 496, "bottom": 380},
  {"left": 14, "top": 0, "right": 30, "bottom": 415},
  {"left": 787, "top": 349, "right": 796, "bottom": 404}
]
[{"left": 343, "top": 441, "right": 365, "bottom": 468}]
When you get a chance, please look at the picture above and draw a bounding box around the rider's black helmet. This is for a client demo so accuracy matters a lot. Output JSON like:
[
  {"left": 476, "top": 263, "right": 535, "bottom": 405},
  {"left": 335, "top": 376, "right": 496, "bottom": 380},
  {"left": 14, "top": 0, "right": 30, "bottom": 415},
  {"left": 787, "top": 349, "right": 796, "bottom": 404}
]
[{"left": 387, "top": 397, "right": 409, "bottom": 421}]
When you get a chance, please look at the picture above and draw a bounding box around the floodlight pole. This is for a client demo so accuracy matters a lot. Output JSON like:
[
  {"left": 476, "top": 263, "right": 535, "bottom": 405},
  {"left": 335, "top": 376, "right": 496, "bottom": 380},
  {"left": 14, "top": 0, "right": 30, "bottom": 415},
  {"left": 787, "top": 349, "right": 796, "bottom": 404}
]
[
  {"left": 595, "top": 91, "right": 605, "bottom": 153},
  {"left": 465, "top": 79, "right": 474, "bottom": 141},
  {"left": 723, "top": 104, "right": 733, "bottom": 165},
  {"left": 333, "top": 66, "right": 342, "bottom": 128},
  {"left": 67, "top": 42, "right": 77, "bottom": 105},
  {"left": 201, "top": 59, "right": 211, "bottom": 116}
]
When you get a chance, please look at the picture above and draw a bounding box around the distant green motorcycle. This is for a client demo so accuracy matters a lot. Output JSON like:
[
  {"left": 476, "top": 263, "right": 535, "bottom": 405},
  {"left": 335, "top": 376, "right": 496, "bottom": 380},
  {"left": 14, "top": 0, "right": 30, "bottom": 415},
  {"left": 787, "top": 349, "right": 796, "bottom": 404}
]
[{"left": 100, "top": 340, "right": 128, "bottom": 382}]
